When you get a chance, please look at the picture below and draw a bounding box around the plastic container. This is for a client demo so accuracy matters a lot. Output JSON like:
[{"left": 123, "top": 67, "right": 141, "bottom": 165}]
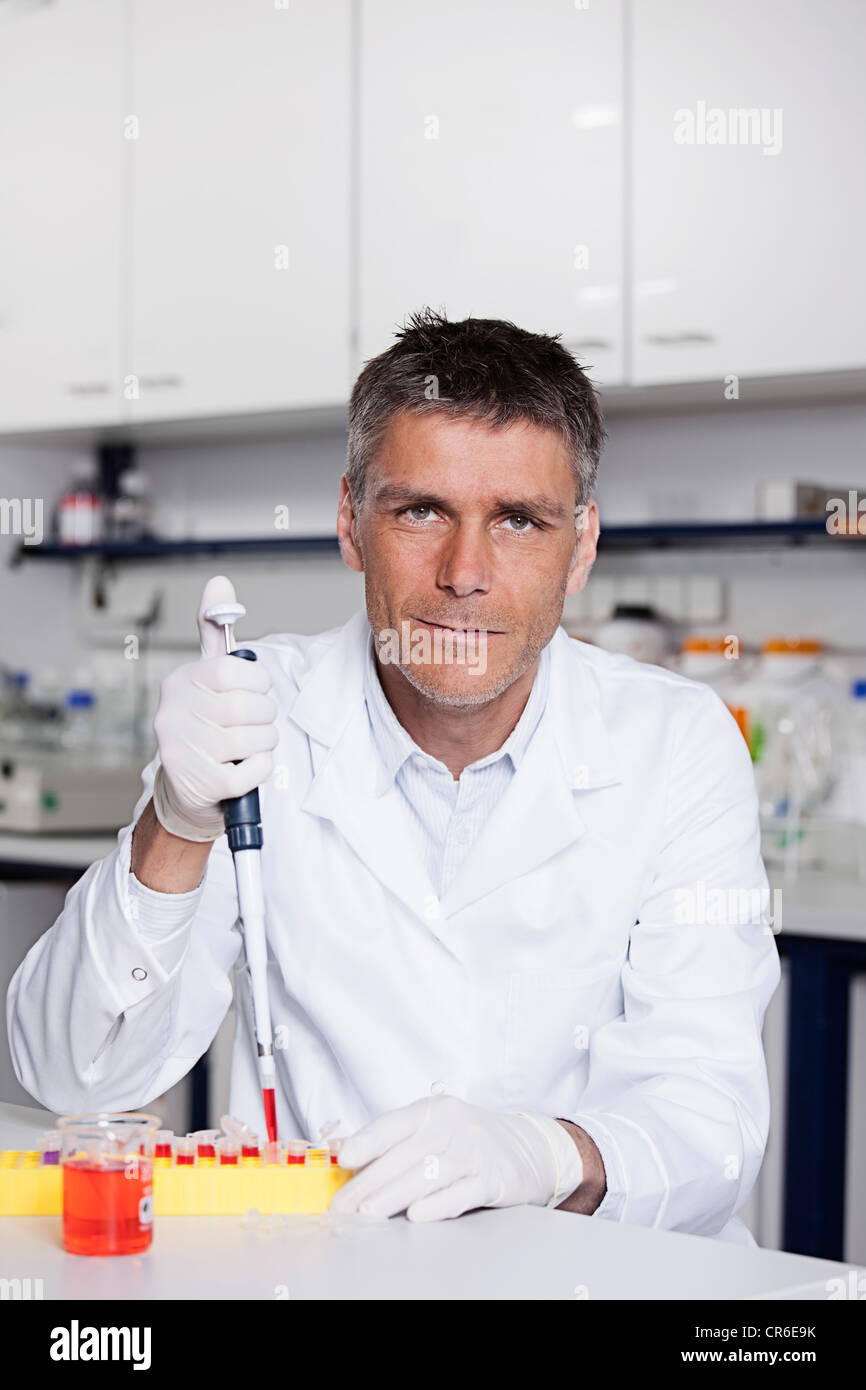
[
  {"left": 57, "top": 1112, "right": 159, "bottom": 1256},
  {"left": 56, "top": 465, "right": 104, "bottom": 547},
  {"left": 109, "top": 465, "right": 152, "bottom": 542},
  {"left": 677, "top": 635, "right": 748, "bottom": 703},
  {"left": 820, "top": 679, "right": 866, "bottom": 881},
  {"left": 90, "top": 668, "right": 139, "bottom": 759},
  {"left": 849, "top": 680, "right": 866, "bottom": 880},
  {"left": 594, "top": 604, "right": 673, "bottom": 665},
  {"left": 737, "top": 638, "right": 846, "bottom": 872},
  {"left": 38, "top": 1130, "right": 61, "bottom": 1166},
  {"left": 60, "top": 689, "right": 97, "bottom": 752}
]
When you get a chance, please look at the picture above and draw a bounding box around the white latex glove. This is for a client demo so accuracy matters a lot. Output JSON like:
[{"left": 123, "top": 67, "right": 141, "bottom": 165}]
[
  {"left": 329, "top": 1095, "right": 584, "bottom": 1222},
  {"left": 151, "top": 575, "right": 279, "bottom": 841}
]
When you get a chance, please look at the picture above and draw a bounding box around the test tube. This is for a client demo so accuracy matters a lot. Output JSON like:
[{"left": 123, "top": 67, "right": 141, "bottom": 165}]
[
  {"left": 240, "top": 1133, "right": 260, "bottom": 1163},
  {"left": 262, "top": 1140, "right": 283, "bottom": 1166},
  {"left": 154, "top": 1130, "right": 174, "bottom": 1161},
  {"left": 191, "top": 1129, "right": 219, "bottom": 1165},
  {"left": 176, "top": 1136, "right": 196, "bottom": 1166},
  {"left": 285, "top": 1140, "right": 307, "bottom": 1166},
  {"left": 305, "top": 1147, "right": 328, "bottom": 1168},
  {"left": 216, "top": 1136, "right": 238, "bottom": 1165},
  {"left": 39, "top": 1130, "right": 61, "bottom": 1166},
  {"left": 318, "top": 1119, "right": 341, "bottom": 1167}
]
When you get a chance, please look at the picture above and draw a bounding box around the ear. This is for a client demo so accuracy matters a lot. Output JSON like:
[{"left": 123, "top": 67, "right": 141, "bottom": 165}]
[
  {"left": 565, "top": 500, "right": 599, "bottom": 596},
  {"left": 337, "top": 475, "right": 364, "bottom": 573}
]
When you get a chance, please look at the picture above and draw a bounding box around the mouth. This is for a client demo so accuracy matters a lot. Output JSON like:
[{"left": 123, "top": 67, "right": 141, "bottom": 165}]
[{"left": 412, "top": 618, "right": 503, "bottom": 637}]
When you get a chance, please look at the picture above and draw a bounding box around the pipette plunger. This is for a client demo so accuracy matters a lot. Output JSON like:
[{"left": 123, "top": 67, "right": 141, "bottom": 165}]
[{"left": 204, "top": 598, "right": 277, "bottom": 1144}]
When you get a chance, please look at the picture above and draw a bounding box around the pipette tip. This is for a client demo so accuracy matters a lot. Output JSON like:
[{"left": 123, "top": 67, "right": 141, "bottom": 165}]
[{"left": 262, "top": 1087, "right": 278, "bottom": 1145}]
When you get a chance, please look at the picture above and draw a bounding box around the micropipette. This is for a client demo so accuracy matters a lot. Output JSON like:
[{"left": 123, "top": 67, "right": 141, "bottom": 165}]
[{"left": 204, "top": 599, "right": 278, "bottom": 1145}]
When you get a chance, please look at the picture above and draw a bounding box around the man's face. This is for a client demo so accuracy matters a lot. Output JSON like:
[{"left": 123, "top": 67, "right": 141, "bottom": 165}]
[{"left": 338, "top": 410, "right": 598, "bottom": 706}]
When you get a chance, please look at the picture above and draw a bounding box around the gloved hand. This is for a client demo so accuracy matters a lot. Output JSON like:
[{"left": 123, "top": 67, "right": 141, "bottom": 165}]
[
  {"left": 329, "top": 1095, "right": 584, "bottom": 1222},
  {"left": 151, "top": 575, "right": 279, "bottom": 842}
]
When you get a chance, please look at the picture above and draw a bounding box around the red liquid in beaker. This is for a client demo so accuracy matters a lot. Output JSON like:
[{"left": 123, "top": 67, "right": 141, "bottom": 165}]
[{"left": 63, "top": 1156, "right": 154, "bottom": 1256}]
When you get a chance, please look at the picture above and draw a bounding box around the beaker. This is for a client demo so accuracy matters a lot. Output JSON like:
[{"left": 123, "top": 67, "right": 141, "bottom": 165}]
[{"left": 57, "top": 1111, "right": 160, "bottom": 1256}]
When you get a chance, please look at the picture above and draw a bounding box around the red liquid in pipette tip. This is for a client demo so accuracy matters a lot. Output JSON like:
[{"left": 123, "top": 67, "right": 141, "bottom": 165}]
[{"left": 262, "top": 1087, "right": 278, "bottom": 1144}]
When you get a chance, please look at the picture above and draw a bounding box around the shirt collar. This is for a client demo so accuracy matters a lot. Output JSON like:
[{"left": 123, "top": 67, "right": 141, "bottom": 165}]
[{"left": 363, "top": 629, "right": 552, "bottom": 795}]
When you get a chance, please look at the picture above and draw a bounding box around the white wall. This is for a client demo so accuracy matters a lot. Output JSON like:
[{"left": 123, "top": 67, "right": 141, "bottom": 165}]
[
  {"left": 3, "top": 401, "right": 866, "bottom": 680},
  {"left": 0, "top": 442, "right": 91, "bottom": 673},
  {"left": 587, "top": 400, "right": 866, "bottom": 655},
  {"left": 5, "top": 400, "right": 866, "bottom": 684}
]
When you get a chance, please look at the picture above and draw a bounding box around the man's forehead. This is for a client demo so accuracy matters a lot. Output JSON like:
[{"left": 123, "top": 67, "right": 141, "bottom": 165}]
[
  {"left": 381, "top": 407, "right": 565, "bottom": 453},
  {"left": 370, "top": 410, "right": 574, "bottom": 494}
]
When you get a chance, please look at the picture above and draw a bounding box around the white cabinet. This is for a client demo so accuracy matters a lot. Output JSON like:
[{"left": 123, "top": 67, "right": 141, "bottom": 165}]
[
  {"left": 126, "top": 0, "right": 351, "bottom": 421},
  {"left": 359, "top": 0, "right": 625, "bottom": 387},
  {"left": 0, "top": 0, "right": 126, "bottom": 431},
  {"left": 631, "top": 0, "right": 866, "bottom": 385}
]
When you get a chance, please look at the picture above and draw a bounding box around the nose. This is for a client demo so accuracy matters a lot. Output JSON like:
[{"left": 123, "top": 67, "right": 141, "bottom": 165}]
[{"left": 436, "top": 521, "right": 491, "bottom": 598}]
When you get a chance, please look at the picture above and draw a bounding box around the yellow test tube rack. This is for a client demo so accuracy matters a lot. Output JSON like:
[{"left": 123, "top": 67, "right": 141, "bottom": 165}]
[{"left": 0, "top": 1149, "right": 352, "bottom": 1217}]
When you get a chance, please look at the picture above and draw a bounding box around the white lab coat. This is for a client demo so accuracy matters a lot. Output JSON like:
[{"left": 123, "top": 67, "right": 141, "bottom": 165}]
[{"left": 8, "top": 610, "right": 780, "bottom": 1243}]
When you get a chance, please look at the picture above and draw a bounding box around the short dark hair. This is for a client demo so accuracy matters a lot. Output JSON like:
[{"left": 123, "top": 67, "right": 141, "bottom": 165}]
[{"left": 346, "top": 307, "right": 606, "bottom": 509}]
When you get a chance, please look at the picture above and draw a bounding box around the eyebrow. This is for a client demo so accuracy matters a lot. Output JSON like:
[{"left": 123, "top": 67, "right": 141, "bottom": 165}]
[{"left": 370, "top": 483, "right": 572, "bottom": 523}]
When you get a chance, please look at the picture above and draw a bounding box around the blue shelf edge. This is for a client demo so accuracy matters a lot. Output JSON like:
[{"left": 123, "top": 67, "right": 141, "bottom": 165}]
[
  {"left": 12, "top": 519, "right": 864, "bottom": 562},
  {"left": 14, "top": 535, "right": 342, "bottom": 560}
]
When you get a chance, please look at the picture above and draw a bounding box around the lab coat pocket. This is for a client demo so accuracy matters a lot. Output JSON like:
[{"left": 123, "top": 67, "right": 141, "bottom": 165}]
[{"left": 504, "top": 963, "right": 620, "bottom": 1112}]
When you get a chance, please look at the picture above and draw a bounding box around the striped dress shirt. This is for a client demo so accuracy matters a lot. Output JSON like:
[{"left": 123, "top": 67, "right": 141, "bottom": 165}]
[{"left": 362, "top": 631, "right": 552, "bottom": 897}]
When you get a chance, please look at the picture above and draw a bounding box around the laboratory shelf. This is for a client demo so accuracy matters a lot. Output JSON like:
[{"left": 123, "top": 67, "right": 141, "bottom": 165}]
[
  {"left": 598, "top": 519, "right": 865, "bottom": 549},
  {"left": 12, "top": 519, "right": 866, "bottom": 564},
  {"left": 12, "top": 534, "right": 341, "bottom": 563}
]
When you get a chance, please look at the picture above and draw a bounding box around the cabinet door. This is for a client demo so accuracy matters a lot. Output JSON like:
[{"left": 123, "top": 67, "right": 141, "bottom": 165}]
[
  {"left": 360, "top": 0, "right": 624, "bottom": 388},
  {"left": 632, "top": 0, "right": 866, "bottom": 385},
  {"left": 0, "top": 0, "right": 125, "bottom": 431},
  {"left": 128, "top": 0, "right": 351, "bottom": 421}
]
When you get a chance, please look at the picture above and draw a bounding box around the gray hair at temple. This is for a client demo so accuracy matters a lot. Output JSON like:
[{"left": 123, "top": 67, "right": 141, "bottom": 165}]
[{"left": 345, "top": 307, "right": 606, "bottom": 511}]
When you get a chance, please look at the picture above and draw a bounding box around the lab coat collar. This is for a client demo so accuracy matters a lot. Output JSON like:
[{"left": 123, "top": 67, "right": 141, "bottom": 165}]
[{"left": 289, "top": 610, "right": 623, "bottom": 921}]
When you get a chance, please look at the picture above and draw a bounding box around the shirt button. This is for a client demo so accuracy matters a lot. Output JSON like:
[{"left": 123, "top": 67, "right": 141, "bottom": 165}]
[
  {"left": 424, "top": 896, "right": 440, "bottom": 922},
  {"left": 131, "top": 967, "right": 148, "bottom": 981},
  {"left": 454, "top": 823, "right": 471, "bottom": 846},
  {"left": 430, "top": 1080, "right": 446, "bottom": 1096}
]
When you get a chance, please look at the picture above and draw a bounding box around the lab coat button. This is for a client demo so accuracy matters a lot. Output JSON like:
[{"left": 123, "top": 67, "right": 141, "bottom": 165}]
[
  {"left": 430, "top": 1080, "right": 446, "bottom": 1095},
  {"left": 131, "top": 967, "right": 147, "bottom": 981}
]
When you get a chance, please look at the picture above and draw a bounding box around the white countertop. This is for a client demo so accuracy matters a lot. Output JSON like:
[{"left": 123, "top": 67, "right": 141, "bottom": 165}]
[
  {"left": 0, "top": 1104, "right": 859, "bottom": 1301},
  {"left": 2, "top": 831, "right": 863, "bottom": 944},
  {"left": 0, "top": 826, "right": 863, "bottom": 941},
  {"left": 767, "top": 867, "right": 866, "bottom": 944},
  {"left": 0, "top": 832, "right": 116, "bottom": 869}
]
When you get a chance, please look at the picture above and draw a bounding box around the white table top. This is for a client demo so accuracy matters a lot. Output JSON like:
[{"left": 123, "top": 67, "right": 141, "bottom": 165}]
[
  {"left": 1, "top": 831, "right": 863, "bottom": 942},
  {"left": 0, "top": 1104, "right": 859, "bottom": 1301},
  {"left": 0, "top": 831, "right": 116, "bottom": 869},
  {"left": 768, "top": 867, "right": 866, "bottom": 944}
]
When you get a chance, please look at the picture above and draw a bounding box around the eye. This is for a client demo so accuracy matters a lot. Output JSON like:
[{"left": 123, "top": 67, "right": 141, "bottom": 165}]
[
  {"left": 398, "top": 504, "right": 439, "bottom": 523},
  {"left": 500, "top": 513, "right": 538, "bottom": 534}
]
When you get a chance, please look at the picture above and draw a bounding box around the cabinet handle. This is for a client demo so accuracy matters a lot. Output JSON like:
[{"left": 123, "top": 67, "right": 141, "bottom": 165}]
[
  {"left": 0, "top": 0, "right": 56, "bottom": 16},
  {"left": 138, "top": 375, "right": 183, "bottom": 389},
  {"left": 643, "top": 332, "right": 716, "bottom": 346},
  {"left": 565, "top": 338, "right": 613, "bottom": 352},
  {"left": 67, "top": 382, "right": 111, "bottom": 396}
]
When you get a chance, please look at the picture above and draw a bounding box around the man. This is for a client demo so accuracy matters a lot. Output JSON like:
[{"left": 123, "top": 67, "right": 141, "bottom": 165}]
[{"left": 8, "top": 310, "right": 780, "bottom": 1239}]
